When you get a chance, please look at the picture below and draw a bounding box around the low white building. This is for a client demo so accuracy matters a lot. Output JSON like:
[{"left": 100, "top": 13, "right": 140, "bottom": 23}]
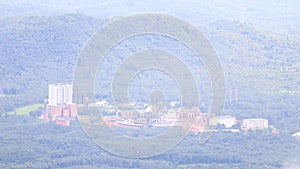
[
  {"left": 209, "top": 115, "right": 237, "bottom": 128},
  {"left": 218, "top": 116, "right": 237, "bottom": 128},
  {"left": 241, "top": 118, "right": 268, "bottom": 130},
  {"left": 96, "top": 100, "right": 109, "bottom": 107},
  {"left": 170, "top": 101, "right": 180, "bottom": 108}
]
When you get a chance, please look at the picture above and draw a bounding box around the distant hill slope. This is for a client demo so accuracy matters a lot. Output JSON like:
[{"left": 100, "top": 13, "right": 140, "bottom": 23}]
[
  {"left": 1, "top": 0, "right": 299, "bottom": 36},
  {"left": 0, "top": 14, "right": 107, "bottom": 112},
  {"left": 0, "top": 14, "right": 299, "bottom": 132}
]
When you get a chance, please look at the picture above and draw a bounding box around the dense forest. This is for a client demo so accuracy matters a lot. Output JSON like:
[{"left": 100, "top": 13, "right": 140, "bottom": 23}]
[
  {"left": 0, "top": 115, "right": 299, "bottom": 169},
  {"left": 0, "top": 13, "right": 300, "bottom": 168},
  {"left": 0, "top": 14, "right": 108, "bottom": 112}
]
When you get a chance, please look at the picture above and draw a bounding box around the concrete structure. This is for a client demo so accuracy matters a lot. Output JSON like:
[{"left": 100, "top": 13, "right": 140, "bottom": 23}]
[
  {"left": 209, "top": 115, "right": 237, "bottom": 128},
  {"left": 55, "top": 118, "right": 71, "bottom": 126},
  {"left": 46, "top": 104, "right": 77, "bottom": 121},
  {"left": 179, "top": 108, "right": 208, "bottom": 125},
  {"left": 73, "top": 90, "right": 85, "bottom": 105},
  {"left": 177, "top": 108, "right": 209, "bottom": 132},
  {"left": 241, "top": 118, "right": 268, "bottom": 130},
  {"left": 48, "top": 83, "right": 72, "bottom": 105},
  {"left": 170, "top": 101, "right": 180, "bottom": 108},
  {"left": 96, "top": 100, "right": 109, "bottom": 107}
]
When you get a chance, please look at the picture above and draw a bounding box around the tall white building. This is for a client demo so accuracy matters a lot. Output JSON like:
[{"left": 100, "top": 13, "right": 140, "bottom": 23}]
[
  {"left": 63, "top": 84, "right": 73, "bottom": 104},
  {"left": 48, "top": 83, "right": 73, "bottom": 105}
]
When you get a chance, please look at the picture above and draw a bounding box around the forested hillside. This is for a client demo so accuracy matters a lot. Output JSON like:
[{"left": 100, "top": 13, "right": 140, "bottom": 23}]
[
  {"left": 0, "top": 14, "right": 108, "bottom": 112},
  {"left": 0, "top": 14, "right": 299, "bottom": 133},
  {"left": 0, "top": 115, "right": 299, "bottom": 169}
]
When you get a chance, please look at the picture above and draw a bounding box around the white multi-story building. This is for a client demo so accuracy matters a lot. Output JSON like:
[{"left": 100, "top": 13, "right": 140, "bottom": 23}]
[
  {"left": 63, "top": 84, "right": 73, "bottom": 104},
  {"left": 48, "top": 83, "right": 73, "bottom": 105},
  {"left": 241, "top": 118, "right": 268, "bottom": 130},
  {"left": 209, "top": 115, "right": 237, "bottom": 128},
  {"left": 218, "top": 116, "right": 237, "bottom": 128}
]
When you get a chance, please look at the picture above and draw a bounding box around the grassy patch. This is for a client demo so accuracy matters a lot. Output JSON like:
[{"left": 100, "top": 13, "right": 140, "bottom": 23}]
[{"left": 7, "top": 104, "right": 44, "bottom": 115}]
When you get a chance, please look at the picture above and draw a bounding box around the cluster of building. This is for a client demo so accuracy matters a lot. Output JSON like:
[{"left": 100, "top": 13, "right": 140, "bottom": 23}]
[
  {"left": 98, "top": 100, "right": 270, "bottom": 132},
  {"left": 41, "top": 83, "right": 270, "bottom": 131},
  {"left": 209, "top": 116, "right": 269, "bottom": 131},
  {"left": 41, "top": 83, "right": 77, "bottom": 126}
]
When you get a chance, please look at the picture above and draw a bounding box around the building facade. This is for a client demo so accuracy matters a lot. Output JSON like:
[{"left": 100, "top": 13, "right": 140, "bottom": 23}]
[
  {"left": 45, "top": 104, "right": 77, "bottom": 121},
  {"left": 241, "top": 118, "right": 268, "bottom": 130},
  {"left": 209, "top": 115, "right": 237, "bottom": 128},
  {"left": 48, "top": 83, "right": 73, "bottom": 105},
  {"left": 46, "top": 83, "right": 76, "bottom": 125}
]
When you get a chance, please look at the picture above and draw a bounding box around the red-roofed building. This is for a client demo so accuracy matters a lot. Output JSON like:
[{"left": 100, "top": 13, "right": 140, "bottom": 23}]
[{"left": 55, "top": 118, "right": 71, "bottom": 126}]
